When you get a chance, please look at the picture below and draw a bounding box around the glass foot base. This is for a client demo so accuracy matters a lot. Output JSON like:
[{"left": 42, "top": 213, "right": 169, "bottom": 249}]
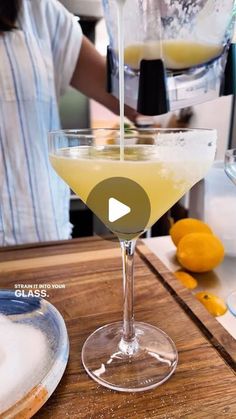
[{"left": 81, "top": 321, "right": 178, "bottom": 392}]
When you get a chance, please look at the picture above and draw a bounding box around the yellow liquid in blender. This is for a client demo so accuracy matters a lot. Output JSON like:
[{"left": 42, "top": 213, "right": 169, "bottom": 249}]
[
  {"left": 50, "top": 146, "right": 212, "bottom": 240},
  {"left": 124, "top": 40, "right": 222, "bottom": 70}
]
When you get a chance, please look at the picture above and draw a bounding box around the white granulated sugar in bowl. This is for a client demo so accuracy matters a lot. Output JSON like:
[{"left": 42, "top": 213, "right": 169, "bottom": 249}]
[{"left": 0, "top": 314, "right": 50, "bottom": 413}]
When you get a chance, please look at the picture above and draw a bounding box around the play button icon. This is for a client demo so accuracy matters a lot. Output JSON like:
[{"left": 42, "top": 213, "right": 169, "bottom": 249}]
[
  {"left": 86, "top": 177, "right": 151, "bottom": 240},
  {"left": 108, "top": 198, "right": 131, "bottom": 223}
]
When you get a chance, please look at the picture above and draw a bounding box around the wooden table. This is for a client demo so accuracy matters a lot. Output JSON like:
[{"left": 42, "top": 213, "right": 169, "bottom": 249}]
[{"left": 0, "top": 237, "right": 235, "bottom": 419}]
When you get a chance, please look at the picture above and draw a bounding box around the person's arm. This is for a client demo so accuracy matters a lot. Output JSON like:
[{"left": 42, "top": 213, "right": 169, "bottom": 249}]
[{"left": 71, "top": 36, "right": 138, "bottom": 123}]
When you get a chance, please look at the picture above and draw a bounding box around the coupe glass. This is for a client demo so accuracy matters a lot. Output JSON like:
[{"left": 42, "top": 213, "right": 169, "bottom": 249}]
[
  {"left": 225, "top": 148, "right": 236, "bottom": 316},
  {"left": 48, "top": 128, "right": 216, "bottom": 392}
]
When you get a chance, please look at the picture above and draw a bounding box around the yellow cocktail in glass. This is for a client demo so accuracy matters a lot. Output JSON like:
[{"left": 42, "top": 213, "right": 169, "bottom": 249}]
[{"left": 49, "top": 128, "right": 216, "bottom": 392}]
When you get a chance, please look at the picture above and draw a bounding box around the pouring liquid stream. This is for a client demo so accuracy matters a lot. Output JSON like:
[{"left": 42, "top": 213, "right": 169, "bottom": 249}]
[{"left": 116, "top": 0, "right": 126, "bottom": 161}]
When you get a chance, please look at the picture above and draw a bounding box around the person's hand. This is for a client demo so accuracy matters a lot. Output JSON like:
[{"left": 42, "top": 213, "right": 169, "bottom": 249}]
[
  {"left": 71, "top": 36, "right": 140, "bottom": 125},
  {"left": 124, "top": 104, "right": 139, "bottom": 124}
]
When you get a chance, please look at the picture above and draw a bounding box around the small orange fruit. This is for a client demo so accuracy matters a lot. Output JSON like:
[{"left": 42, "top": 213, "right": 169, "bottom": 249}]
[
  {"left": 170, "top": 218, "right": 212, "bottom": 247},
  {"left": 174, "top": 271, "right": 198, "bottom": 289},
  {"left": 195, "top": 291, "right": 227, "bottom": 317},
  {"left": 176, "top": 233, "right": 224, "bottom": 273}
]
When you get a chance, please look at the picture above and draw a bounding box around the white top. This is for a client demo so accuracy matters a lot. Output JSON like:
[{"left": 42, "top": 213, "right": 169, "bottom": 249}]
[
  {"left": 0, "top": 0, "right": 83, "bottom": 245},
  {"left": 59, "top": 0, "right": 104, "bottom": 18}
]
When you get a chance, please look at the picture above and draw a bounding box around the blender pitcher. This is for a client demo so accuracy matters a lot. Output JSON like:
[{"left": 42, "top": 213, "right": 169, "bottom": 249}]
[{"left": 103, "top": 0, "right": 236, "bottom": 115}]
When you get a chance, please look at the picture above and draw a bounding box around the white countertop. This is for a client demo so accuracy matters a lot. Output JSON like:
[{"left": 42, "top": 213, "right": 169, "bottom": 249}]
[{"left": 143, "top": 236, "right": 236, "bottom": 339}]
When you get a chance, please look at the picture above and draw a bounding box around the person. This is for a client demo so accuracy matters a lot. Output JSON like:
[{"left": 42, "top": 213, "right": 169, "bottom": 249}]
[{"left": 0, "top": 0, "right": 137, "bottom": 246}]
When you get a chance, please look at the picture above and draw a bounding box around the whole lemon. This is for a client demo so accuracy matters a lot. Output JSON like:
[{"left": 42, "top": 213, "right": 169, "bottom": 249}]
[
  {"left": 170, "top": 218, "right": 212, "bottom": 247},
  {"left": 195, "top": 292, "right": 227, "bottom": 317},
  {"left": 176, "top": 233, "right": 224, "bottom": 273}
]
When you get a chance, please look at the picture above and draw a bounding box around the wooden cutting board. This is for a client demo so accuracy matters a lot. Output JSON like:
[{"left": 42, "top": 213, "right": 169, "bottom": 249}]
[{"left": 0, "top": 237, "right": 235, "bottom": 419}]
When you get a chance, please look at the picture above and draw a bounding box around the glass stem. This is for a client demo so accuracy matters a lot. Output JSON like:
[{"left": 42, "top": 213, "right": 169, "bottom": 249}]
[{"left": 119, "top": 239, "right": 138, "bottom": 355}]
